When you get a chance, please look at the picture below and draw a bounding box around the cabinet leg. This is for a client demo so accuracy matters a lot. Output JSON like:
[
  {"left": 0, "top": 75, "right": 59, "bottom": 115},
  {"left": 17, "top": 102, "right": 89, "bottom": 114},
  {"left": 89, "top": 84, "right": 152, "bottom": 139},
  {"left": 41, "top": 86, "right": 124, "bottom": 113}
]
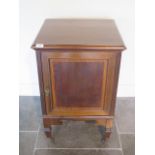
[
  {"left": 105, "top": 132, "right": 112, "bottom": 139},
  {"left": 98, "top": 125, "right": 106, "bottom": 143},
  {"left": 96, "top": 119, "right": 113, "bottom": 142},
  {"left": 43, "top": 117, "right": 63, "bottom": 138},
  {"left": 43, "top": 122, "right": 52, "bottom": 138}
]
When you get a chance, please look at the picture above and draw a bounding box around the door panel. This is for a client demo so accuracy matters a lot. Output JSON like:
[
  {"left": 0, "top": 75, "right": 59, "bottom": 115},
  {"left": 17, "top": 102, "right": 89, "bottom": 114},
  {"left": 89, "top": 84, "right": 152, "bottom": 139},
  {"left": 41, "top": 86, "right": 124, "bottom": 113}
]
[
  {"left": 50, "top": 59, "right": 107, "bottom": 108},
  {"left": 41, "top": 51, "right": 117, "bottom": 116}
]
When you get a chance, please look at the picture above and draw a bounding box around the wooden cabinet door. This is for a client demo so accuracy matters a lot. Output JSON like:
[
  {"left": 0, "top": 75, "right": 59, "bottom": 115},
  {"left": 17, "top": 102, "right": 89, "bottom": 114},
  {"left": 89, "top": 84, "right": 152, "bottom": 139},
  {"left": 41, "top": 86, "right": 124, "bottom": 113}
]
[{"left": 41, "top": 51, "right": 120, "bottom": 116}]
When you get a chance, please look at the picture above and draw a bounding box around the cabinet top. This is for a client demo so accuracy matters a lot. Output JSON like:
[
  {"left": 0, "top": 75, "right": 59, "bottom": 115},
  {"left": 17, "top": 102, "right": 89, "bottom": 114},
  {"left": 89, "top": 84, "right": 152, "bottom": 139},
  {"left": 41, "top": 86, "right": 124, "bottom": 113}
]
[{"left": 32, "top": 19, "right": 126, "bottom": 51}]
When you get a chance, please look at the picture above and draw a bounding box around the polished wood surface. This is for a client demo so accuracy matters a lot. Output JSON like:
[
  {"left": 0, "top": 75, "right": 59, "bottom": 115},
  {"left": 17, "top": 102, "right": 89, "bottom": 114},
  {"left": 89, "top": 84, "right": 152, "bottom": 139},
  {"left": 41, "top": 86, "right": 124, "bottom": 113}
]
[
  {"left": 32, "top": 19, "right": 126, "bottom": 140},
  {"left": 32, "top": 19, "right": 125, "bottom": 50},
  {"left": 52, "top": 61, "right": 104, "bottom": 107},
  {"left": 41, "top": 51, "right": 118, "bottom": 116}
]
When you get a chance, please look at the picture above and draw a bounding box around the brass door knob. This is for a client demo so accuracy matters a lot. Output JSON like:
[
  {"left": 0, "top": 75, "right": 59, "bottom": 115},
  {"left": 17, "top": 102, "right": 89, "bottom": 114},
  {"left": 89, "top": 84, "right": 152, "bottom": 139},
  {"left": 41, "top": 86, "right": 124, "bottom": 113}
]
[{"left": 44, "top": 88, "right": 50, "bottom": 96}]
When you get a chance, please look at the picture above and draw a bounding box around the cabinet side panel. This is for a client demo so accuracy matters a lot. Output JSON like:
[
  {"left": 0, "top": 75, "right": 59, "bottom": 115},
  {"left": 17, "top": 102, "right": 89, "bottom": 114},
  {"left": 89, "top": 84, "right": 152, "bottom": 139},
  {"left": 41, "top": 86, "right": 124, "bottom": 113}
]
[
  {"left": 36, "top": 51, "right": 46, "bottom": 114},
  {"left": 110, "top": 53, "right": 122, "bottom": 115},
  {"left": 103, "top": 52, "right": 122, "bottom": 114}
]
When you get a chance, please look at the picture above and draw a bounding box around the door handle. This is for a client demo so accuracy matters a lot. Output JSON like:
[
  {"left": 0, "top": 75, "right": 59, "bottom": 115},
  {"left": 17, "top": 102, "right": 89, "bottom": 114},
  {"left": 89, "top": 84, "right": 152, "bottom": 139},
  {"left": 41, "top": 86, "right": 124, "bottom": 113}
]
[{"left": 44, "top": 88, "right": 50, "bottom": 96}]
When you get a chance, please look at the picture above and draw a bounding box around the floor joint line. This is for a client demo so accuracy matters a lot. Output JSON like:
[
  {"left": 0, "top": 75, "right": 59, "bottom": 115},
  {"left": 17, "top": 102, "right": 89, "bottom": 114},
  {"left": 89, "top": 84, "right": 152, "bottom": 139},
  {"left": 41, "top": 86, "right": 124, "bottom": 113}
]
[
  {"left": 115, "top": 120, "right": 124, "bottom": 155},
  {"left": 34, "top": 147, "right": 123, "bottom": 150},
  {"left": 19, "top": 130, "right": 38, "bottom": 133},
  {"left": 33, "top": 123, "right": 41, "bottom": 155}
]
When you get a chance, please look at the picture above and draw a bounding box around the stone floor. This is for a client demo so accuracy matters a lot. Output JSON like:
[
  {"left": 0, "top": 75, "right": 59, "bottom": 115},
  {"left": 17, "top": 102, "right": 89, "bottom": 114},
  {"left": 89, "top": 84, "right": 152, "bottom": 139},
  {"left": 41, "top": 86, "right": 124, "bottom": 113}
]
[{"left": 19, "top": 96, "right": 135, "bottom": 155}]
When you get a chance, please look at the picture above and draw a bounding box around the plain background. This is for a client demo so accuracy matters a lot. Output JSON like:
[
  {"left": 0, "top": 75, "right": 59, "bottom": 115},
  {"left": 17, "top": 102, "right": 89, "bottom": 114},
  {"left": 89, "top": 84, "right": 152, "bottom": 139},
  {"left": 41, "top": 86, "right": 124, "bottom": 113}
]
[
  {"left": 19, "top": 0, "right": 134, "bottom": 97},
  {"left": 1, "top": 0, "right": 155, "bottom": 155}
]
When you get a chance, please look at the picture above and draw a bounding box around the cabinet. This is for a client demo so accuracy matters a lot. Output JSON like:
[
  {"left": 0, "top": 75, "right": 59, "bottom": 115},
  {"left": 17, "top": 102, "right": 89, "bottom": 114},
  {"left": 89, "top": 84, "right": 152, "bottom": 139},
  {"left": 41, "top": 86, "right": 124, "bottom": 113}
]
[{"left": 31, "top": 19, "right": 126, "bottom": 141}]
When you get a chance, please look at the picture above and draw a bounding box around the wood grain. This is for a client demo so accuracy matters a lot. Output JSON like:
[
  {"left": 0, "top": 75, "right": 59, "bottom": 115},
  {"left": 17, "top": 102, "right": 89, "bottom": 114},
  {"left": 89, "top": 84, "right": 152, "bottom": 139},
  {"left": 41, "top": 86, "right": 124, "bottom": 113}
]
[
  {"left": 32, "top": 19, "right": 126, "bottom": 140},
  {"left": 32, "top": 19, "right": 126, "bottom": 51}
]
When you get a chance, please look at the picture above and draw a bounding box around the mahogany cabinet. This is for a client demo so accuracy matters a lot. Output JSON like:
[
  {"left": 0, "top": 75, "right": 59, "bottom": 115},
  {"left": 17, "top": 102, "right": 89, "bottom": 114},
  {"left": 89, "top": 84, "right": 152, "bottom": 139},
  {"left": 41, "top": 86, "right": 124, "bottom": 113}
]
[{"left": 31, "top": 19, "right": 126, "bottom": 141}]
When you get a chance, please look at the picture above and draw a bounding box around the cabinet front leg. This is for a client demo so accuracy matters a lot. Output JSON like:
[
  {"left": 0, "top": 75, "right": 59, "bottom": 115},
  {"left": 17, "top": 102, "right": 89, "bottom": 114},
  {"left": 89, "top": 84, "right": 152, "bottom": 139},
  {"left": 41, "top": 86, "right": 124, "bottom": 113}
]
[
  {"left": 105, "top": 119, "right": 113, "bottom": 138},
  {"left": 43, "top": 120, "right": 52, "bottom": 138},
  {"left": 43, "top": 117, "right": 63, "bottom": 138}
]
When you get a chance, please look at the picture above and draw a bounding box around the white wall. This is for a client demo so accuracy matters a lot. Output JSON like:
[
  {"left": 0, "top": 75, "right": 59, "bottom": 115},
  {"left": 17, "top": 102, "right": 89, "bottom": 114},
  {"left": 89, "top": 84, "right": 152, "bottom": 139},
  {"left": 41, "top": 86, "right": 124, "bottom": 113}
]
[{"left": 19, "top": 0, "right": 134, "bottom": 96}]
